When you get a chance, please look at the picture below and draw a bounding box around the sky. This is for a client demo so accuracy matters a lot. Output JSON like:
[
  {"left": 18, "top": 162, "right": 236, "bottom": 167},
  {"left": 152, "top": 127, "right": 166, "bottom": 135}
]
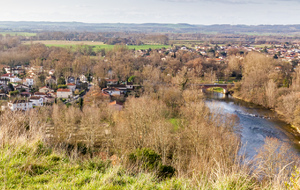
[{"left": 0, "top": 0, "right": 300, "bottom": 25}]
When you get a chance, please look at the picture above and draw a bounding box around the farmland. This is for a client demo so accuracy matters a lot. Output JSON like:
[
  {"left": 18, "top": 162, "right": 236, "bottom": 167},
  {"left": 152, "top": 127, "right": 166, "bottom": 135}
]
[
  {"left": 0, "top": 32, "right": 37, "bottom": 36},
  {"left": 22, "top": 40, "right": 171, "bottom": 50}
]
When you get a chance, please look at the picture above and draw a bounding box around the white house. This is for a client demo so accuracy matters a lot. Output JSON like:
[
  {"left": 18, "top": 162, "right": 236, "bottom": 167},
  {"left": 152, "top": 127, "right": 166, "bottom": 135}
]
[
  {"left": 24, "top": 77, "right": 34, "bottom": 86},
  {"left": 30, "top": 96, "right": 44, "bottom": 106},
  {"left": 4, "top": 67, "right": 11, "bottom": 73},
  {"left": 1, "top": 73, "right": 14, "bottom": 80},
  {"left": 57, "top": 88, "right": 73, "bottom": 98},
  {"left": 7, "top": 100, "right": 33, "bottom": 111},
  {"left": 49, "top": 69, "right": 55, "bottom": 75},
  {"left": 79, "top": 74, "right": 87, "bottom": 82},
  {"left": 67, "top": 83, "right": 76, "bottom": 92},
  {"left": 10, "top": 76, "right": 22, "bottom": 83}
]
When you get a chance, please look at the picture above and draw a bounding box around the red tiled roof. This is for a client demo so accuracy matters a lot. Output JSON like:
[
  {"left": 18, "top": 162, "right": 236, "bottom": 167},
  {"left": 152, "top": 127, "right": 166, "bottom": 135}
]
[
  {"left": 57, "top": 88, "right": 71, "bottom": 92},
  {"left": 67, "top": 83, "right": 76, "bottom": 86}
]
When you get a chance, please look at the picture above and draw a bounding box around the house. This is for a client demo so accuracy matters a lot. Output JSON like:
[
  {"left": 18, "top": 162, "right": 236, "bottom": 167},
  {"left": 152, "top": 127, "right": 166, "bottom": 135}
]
[
  {"left": 44, "top": 97, "right": 55, "bottom": 104},
  {"left": 20, "top": 92, "right": 31, "bottom": 98},
  {"left": 39, "top": 86, "right": 53, "bottom": 93},
  {"left": 67, "top": 83, "right": 76, "bottom": 92},
  {"left": 49, "top": 69, "right": 55, "bottom": 75},
  {"left": 10, "top": 76, "right": 22, "bottom": 83},
  {"left": 105, "top": 79, "right": 118, "bottom": 85},
  {"left": 107, "top": 84, "right": 127, "bottom": 94},
  {"left": 57, "top": 88, "right": 72, "bottom": 98},
  {"left": 1, "top": 73, "right": 14, "bottom": 80},
  {"left": 126, "top": 82, "right": 134, "bottom": 90},
  {"left": 34, "top": 92, "right": 47, "bottom": 98},
  {"left": 23, "top": 77, "right": 34, "bottom": 86},
  {"left": 79, "top": 74, "right": 88, "bottom": 82},
  {"left": 4, "top": 67, "right": 11, "bottom": 73},
  {"left": 102, "top": 87, "right": 121, "bottom": 96},
  {"left": 11, "top": 68, "right": 25, "bottom": 75},
  {"left": 15, "top": 84, "right": 30, "bottom": 92},
  {"left": 45, "top": 76, "right": 56, "bottom": 86},
  {"left": 0, "top": 79, "right": 9, "bottom": 85},
  {"left": 7, "top": 100, "right": 33, "bottom": 111},
  {"left": 109, "top": 101, "right": 123, "bottom": 111},
  {"left": 30, "top": 96, "right": 44, "bottom": 106}
]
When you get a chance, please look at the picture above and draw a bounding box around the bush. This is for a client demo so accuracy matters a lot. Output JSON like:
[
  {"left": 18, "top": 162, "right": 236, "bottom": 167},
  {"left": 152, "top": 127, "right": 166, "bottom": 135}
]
[
  {"left": 58, "top": 84, "right": 67, "bottom": 89},
  {"left": 129, "top": 148, "right": 176, "bottom": 179},
  {"left": 129, "top": 148, "right": 161, "bottom": 171}
]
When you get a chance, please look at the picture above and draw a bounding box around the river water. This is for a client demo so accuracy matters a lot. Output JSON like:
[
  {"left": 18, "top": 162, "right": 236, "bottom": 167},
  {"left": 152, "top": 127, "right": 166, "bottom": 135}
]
[{"left": 205, "top": 92, "right": 300, "bottom": 159}]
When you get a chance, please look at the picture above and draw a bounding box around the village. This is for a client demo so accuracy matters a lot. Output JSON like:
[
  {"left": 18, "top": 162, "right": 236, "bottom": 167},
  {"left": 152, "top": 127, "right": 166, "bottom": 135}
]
[
  {"left": 0, "top": 42, "right": 299, "bottom": 112},
  {"left": 0, "top": 65, "right": 137, "bottom": 111}
]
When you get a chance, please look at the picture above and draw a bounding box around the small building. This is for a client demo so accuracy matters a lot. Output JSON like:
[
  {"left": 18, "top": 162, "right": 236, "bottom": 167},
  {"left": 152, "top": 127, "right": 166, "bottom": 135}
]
[
  {"left": 109, "top": 101, "right": 123, "bottom": 111},
  {"left": 1, "top": 73, "right": 14, "bottom": 80},
  {"left": 126, "top": 82, "right": 134, "bottom": 90},
  {"left": 34, "top": 92, "right": 48, "bottom": 98},
  {"left": 20, "top": 92, "right": 31, "bottom": 98},
  {"left": 24, "top": 77, "right": 34, "bottom": 87},
  {"left": 49, "top": 69, "right": 55, "bottom": 75},
  {"left": 105, "top": 79, "right": 118, "bottom": 85},
  {"left": 67, "top": 83, "right": 76, "bottom": 92},
  {"left": 102, "top": 87, "right": 121, "bottom": 96},
  {"left": 0, "top": 79, "right": 9, "bottom": 85},
  {"left": 45, "top": 76, "right": 56, "bottom": 86},
  {"left": 15, "top": 84, "right": 30, "bottom": 92},
  {"left": 39, "top": 86, "right": 53, "bottom": 93},
  {"left": 57, "top": 88, "right": 72, "bottom": 98},
  {"left": 30, "top": 96, "right": 44, "bottom": 107},
  {"left": 10, "top": 76, "right": 22, "bottom": 83},
  {"left": 7, "top": 100, "right": 33, "bottom": 111}
]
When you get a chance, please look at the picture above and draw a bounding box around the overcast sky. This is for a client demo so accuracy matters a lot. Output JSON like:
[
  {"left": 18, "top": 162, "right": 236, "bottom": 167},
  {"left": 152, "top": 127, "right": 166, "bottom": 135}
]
[{"left": 0, "top": 0, "right": 299, "bottom": 25}]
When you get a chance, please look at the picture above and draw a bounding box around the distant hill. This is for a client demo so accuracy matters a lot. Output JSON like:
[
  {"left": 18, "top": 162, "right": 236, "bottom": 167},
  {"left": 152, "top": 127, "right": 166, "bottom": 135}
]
[{"left": 1, "top": 21, "right": 300, "bottom": 34}]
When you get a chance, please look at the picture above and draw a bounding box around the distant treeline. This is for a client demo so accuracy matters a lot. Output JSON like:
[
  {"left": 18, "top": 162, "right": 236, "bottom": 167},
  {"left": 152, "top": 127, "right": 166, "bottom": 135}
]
[
  {"left": 2, "top": 21, "right": 300, "bottom": 34},
  {"left": 28, "top": 32, "right": 169, "bottom": 45}
]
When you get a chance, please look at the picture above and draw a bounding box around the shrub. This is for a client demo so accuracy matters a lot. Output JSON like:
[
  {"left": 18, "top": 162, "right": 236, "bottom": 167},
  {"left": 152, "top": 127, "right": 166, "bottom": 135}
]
[
  {"left": 129, "top": 148, "right": 176, "bottom": 179},
  {"left": 129, "top": 148, "right": 161, "bottom": 171}
]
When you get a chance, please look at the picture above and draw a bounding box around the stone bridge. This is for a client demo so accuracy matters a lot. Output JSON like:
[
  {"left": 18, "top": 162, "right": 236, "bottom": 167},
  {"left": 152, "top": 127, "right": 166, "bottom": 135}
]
[{"left": 192, "top": 83, "right": 235, "bottom": 95}]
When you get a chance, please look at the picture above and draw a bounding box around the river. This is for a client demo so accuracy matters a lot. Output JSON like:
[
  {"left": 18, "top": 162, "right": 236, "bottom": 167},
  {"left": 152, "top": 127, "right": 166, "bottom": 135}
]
[{"left": 205, "top": 92, "right": 300, "bottom": 159}]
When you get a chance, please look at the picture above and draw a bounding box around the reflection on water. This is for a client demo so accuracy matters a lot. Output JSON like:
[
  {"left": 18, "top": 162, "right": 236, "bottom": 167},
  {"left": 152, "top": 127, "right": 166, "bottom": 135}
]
[{"left": 205, "top": 92, "right": 300, "bottom": 159}]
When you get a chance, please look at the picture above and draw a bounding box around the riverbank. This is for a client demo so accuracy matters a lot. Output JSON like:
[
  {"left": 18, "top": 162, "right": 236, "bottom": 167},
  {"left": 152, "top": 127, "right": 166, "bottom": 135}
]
[{"left": 232, "top": 93, "right": 300, "bottom": 134}]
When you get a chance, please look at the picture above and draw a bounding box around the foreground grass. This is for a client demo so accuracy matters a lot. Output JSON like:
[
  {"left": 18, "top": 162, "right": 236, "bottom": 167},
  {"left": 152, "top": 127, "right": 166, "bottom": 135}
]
[{"left": 0, "top": 141, "right": 191, "bottom": 189}]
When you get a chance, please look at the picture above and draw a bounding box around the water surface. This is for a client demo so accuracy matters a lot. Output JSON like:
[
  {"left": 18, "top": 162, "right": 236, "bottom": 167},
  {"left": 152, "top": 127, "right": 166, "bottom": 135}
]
[{"left": 205, "top": 92, "right": 300, "bottom": 159}]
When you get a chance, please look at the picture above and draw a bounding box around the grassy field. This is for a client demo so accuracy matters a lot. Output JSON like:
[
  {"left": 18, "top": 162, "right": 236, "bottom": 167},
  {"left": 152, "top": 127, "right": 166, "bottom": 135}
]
[
  {"left": 0, "top": 141, "right": 191, "bottom": 189},
  {"left": 0, "top": 32, "right": 36, "bottom": 36},
  {"left": 23, "top": 40, "right": 170, "bottom": 50}
]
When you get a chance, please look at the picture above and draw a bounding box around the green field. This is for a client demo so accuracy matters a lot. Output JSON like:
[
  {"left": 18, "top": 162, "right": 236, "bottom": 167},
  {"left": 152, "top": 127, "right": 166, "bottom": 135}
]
[
  {"left": 0, "top": 32, "right": 37, "bottom": 36},
  {"left": 23, "top": 40, "right": 170, "bottom": 50}
]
